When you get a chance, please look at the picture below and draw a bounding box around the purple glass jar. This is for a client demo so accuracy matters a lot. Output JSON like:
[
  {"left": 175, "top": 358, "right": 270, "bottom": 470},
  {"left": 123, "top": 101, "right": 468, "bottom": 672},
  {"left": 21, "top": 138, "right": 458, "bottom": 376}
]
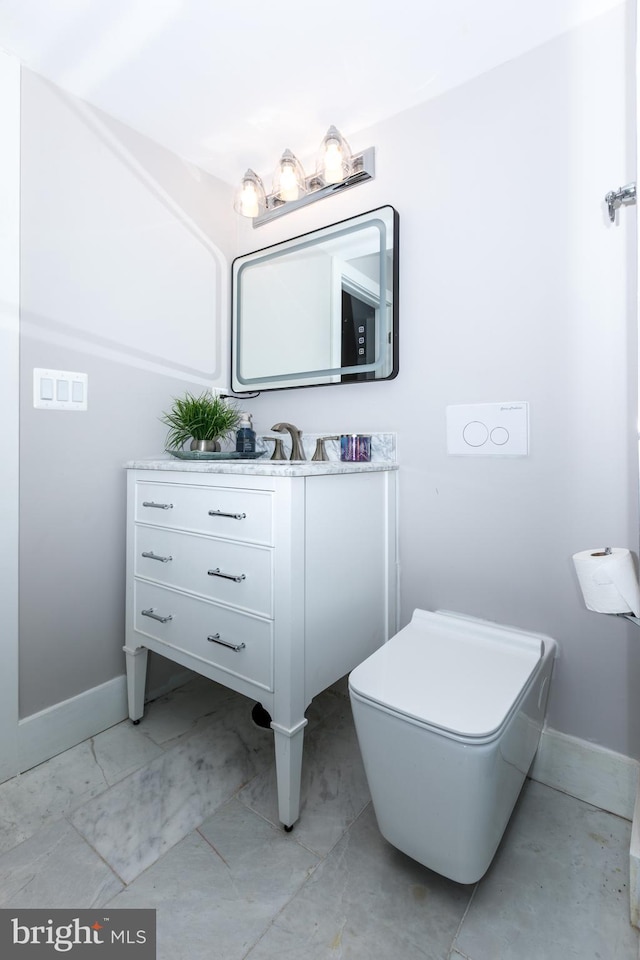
[{"left": 340, "top": 434, "right": 371, "bottom": 462}]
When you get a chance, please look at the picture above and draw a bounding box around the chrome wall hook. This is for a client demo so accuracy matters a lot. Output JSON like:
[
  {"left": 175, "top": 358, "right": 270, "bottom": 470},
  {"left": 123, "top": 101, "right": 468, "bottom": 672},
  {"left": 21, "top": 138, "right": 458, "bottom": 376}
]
[{"left": 605, "top": 182, "right": 636, "bottom": 221}]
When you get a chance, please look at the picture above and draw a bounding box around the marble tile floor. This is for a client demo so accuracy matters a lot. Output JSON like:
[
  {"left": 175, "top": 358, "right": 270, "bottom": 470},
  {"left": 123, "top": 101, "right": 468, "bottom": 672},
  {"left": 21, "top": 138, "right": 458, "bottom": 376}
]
[{"left": 0, "top": 674, "right": 637, "bottom": 960}]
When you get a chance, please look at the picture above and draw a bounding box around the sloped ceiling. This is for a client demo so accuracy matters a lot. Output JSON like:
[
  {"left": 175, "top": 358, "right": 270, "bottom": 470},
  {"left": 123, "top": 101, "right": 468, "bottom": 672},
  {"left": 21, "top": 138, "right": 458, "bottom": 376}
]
[{"left": 0, "top": 0, "right": 623, "bottom": 184}]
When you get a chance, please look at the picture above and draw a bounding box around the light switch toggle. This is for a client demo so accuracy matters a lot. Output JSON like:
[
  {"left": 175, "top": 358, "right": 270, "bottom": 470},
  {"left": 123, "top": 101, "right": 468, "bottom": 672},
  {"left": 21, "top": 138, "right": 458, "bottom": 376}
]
[
  {"left": 71, "top": 380, "right": 84, "bottom": 403},
  {"left": 39, "top": 378, "right": 54, "bottom": 401}
]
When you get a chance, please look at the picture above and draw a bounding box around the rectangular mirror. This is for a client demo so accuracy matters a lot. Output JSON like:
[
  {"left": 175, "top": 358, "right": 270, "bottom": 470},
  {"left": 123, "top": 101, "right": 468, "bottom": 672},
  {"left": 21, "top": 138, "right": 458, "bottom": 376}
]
[{"left": 231, "top": 205, "right": 398, "bottom": 392}]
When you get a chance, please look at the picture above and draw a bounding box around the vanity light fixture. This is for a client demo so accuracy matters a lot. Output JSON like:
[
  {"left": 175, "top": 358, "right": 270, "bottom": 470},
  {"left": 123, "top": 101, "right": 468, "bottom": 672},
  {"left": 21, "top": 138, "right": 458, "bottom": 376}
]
[{"left": 235, "top": 125, "right": 375, "bottom": 227}]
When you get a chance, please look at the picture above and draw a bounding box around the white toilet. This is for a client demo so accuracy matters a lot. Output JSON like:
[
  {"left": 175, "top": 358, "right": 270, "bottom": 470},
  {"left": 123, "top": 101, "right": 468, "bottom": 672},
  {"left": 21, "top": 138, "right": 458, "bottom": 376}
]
[{"left": 349, "top": 608, "right": 557, "bottom": 884}]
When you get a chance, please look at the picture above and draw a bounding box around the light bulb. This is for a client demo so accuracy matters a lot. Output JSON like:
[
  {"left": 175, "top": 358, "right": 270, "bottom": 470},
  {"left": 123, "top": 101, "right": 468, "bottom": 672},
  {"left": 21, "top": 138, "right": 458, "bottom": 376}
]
[
  {"left": 273, "top": 149, "right": 306, "bottom": 202},
  {"left": 240, "top": 181, "right": 259, "bottom": 218},
  {"left": 234, "top": 169, "right": 265, "bottom": 218},
  {"left": 317, "top": 127, "right": 352, "bottom": 185},
  {"left": 323, "top": 139, "right": 344, "bottom": 184},
  {"left": 279, "top": 161, "right": 300, "bottom": 201}
]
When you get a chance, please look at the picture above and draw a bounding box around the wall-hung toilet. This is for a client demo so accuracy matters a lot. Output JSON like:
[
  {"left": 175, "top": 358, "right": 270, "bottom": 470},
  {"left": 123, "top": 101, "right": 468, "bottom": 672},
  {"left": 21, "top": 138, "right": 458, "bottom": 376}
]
[{"left": 349, "top": 609, "right": 557, "bottom": 884}]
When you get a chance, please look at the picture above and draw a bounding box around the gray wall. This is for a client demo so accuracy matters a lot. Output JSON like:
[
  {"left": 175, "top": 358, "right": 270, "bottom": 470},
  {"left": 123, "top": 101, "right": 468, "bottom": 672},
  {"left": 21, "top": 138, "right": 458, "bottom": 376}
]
[
  {"left": 17, "top": 4, "right": 640, "bottom": 761},
  {"left": 19, "top": 71, "right": 233, "bottom": 717},
  {"left": 234, "top": 5, "right": 640, "bottom": 758}
]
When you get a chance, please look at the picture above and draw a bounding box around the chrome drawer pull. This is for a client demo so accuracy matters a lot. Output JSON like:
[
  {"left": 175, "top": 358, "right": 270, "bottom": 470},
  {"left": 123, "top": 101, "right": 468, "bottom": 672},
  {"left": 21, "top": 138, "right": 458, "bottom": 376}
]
[
  {"left": 208, "top": 509, "right": 246, "bottom": 520},
  {"left": 142, "top": 551, "right": 173, "bottom": 563},
  {"left": 207, "top": 568, "right": 246, "bottom": 583},
  {"left": 142, "top": 501, "right": 173, "bottom": 510},
  {"left": 207, "top": 633, "right": 246, "bottom": 652},
  {"left": 141, "top": 607, "right": 173, "bottom": 624}
]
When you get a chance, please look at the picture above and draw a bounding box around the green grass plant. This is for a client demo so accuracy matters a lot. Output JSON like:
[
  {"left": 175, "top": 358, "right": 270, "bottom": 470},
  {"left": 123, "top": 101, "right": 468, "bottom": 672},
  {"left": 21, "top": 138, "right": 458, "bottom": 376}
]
[{"left": 161, "top": 391, "right": 242, "bottom": 449}]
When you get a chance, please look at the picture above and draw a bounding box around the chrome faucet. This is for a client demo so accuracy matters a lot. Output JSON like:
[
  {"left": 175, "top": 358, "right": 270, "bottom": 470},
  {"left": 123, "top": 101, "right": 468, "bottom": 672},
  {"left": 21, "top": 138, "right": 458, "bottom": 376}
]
[{"left": 270, "top": 422, "right": 306, "bottom": 460}]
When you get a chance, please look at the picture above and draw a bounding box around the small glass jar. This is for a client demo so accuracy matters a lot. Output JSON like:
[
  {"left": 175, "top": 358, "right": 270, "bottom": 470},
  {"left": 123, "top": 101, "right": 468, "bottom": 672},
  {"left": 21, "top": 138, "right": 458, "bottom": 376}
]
[{"left": 340, "top": 434, "right": 371, "bottom": 462}]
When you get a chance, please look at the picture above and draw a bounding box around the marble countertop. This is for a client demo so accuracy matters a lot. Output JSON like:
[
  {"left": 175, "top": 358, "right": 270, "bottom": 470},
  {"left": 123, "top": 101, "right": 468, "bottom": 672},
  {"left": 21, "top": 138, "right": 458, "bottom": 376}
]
[{"left": 126, "top": 457, "right": 398, "bottom": 477}]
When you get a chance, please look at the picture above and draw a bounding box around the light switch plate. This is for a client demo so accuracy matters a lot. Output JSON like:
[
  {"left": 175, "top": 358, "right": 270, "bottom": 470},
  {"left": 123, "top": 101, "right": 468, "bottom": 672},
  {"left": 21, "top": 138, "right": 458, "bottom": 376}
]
[
  {"left": 34, "top": 369, "right": 88, "bottom": 410},
  {"left": 446, "top": 401, "right": 529, "bottom": 456}
]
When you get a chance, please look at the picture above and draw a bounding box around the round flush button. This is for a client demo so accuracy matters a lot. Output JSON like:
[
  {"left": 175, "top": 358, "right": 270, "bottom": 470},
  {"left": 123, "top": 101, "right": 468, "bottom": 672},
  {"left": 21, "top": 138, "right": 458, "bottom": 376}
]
[
  {"left": 490, "top": 426, "right": 509, "bottom": 446},
  {"left": 463, "top": 420, "right": 489, "bottom": 447}
]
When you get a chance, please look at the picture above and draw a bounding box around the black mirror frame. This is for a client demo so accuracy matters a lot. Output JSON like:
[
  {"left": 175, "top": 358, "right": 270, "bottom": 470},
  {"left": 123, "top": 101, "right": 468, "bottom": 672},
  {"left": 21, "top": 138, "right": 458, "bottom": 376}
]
[{"left": 230, "top": 205, "right": 399, "bottom": 394}]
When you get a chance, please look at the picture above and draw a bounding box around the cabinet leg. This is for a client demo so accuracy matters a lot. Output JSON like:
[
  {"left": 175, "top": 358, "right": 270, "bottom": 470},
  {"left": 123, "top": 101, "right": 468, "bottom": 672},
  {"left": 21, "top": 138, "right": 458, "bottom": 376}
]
[
  {"left": 272, "top": 718, "right": 307, "bottom": 829},
  {"left": 123, "top": 644, "right": 148, "bottom": 723}
]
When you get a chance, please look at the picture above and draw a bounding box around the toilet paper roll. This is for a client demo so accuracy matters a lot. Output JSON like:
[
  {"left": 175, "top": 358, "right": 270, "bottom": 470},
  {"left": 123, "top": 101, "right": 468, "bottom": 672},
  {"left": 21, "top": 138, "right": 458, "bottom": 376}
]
[{"left": 572, "top": 547, "right": 640, "bottom": 617}]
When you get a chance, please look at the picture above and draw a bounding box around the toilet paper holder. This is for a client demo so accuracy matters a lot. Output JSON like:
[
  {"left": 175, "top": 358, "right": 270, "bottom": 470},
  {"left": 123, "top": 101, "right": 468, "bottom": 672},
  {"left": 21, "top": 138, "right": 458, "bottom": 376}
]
[
  {"left": 573, "top": 547, "right": 640, "bottom": 627},
  {"left": 599, "top": 545, "right": 640, "bottom": 626},
  {"left": 598, "top": 547, "right": 640, "bottom": 625}
]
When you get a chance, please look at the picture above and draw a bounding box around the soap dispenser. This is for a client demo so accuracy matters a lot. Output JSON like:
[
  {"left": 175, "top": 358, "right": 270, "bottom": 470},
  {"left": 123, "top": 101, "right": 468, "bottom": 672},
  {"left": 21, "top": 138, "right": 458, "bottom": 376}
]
[{"left": 236, "top": 412, "right": 256, "bottom": 454}]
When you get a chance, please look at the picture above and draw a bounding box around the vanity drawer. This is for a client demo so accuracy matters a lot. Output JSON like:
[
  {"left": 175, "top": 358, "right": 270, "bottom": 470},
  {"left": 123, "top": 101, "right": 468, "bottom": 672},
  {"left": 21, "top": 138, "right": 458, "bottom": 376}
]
[
  {"left": 133, "top": 581, "right": 273, "bottom": 691},
  {"left": 133, "top": 526, "right": 273, "bottom": 616},
  {"left": 134, "top": 481, "right": 273, "bottom": 544}
]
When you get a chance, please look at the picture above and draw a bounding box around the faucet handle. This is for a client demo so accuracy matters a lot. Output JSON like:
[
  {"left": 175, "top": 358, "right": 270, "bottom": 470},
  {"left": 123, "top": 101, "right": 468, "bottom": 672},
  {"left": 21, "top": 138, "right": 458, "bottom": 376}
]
[
  {"left": 262, "top": 437, "right": 287, "bottom": 460},
  {"left": 311, "top": 436, "right": 339, "bottom": 461}
]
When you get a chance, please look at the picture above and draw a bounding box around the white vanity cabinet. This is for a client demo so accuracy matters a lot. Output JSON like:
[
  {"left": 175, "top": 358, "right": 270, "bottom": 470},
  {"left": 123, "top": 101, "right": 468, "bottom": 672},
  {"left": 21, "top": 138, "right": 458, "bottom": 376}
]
[{"left": 124, "top": 460, "right": 398, "bottom": 829}]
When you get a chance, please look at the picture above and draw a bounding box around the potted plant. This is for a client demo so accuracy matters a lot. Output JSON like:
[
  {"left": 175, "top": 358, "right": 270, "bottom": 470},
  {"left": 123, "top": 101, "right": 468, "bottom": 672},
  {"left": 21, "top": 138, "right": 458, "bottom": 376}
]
[{"left": 160, "top": 391, "right": 242, "bottom": 452}]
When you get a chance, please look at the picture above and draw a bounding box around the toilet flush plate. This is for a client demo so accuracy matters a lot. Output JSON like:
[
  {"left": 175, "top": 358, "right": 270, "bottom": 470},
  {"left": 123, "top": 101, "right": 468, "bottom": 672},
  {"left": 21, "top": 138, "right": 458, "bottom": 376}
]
[{"left": 446, "top": 402, "right": 529, "bottom": 456}]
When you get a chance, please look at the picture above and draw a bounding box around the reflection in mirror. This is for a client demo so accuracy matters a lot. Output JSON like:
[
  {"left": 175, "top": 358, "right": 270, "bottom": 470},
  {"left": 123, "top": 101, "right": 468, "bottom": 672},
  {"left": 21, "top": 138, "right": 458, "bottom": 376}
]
[{"left": 231, "top": 206, "right": 398, "bottom": 392}]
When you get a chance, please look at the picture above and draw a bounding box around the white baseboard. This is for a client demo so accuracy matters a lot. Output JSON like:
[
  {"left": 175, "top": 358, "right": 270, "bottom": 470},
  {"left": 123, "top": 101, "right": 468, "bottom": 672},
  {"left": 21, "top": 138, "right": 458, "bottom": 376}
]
[
  {"left": 17, "top": 668, "right": 194, "bottom": 774},
  {"left": 531, "top": 726, "right": 639, "bottom": 820},
  {"left": 18, "top": 676, "right": 129, "bottom": 773}
]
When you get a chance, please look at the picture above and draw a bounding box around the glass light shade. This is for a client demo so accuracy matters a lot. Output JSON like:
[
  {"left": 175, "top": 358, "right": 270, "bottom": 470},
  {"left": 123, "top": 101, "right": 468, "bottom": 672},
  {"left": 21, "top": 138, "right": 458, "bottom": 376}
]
[
  {"left": 316, "top": 125, "right": 352, "bottom": 185},
  {"left": 272, "top": 149, "right": 306, "bottom": 202},
  {"left": 233, "top": 169, "right": 266, "bottom": 218}
]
